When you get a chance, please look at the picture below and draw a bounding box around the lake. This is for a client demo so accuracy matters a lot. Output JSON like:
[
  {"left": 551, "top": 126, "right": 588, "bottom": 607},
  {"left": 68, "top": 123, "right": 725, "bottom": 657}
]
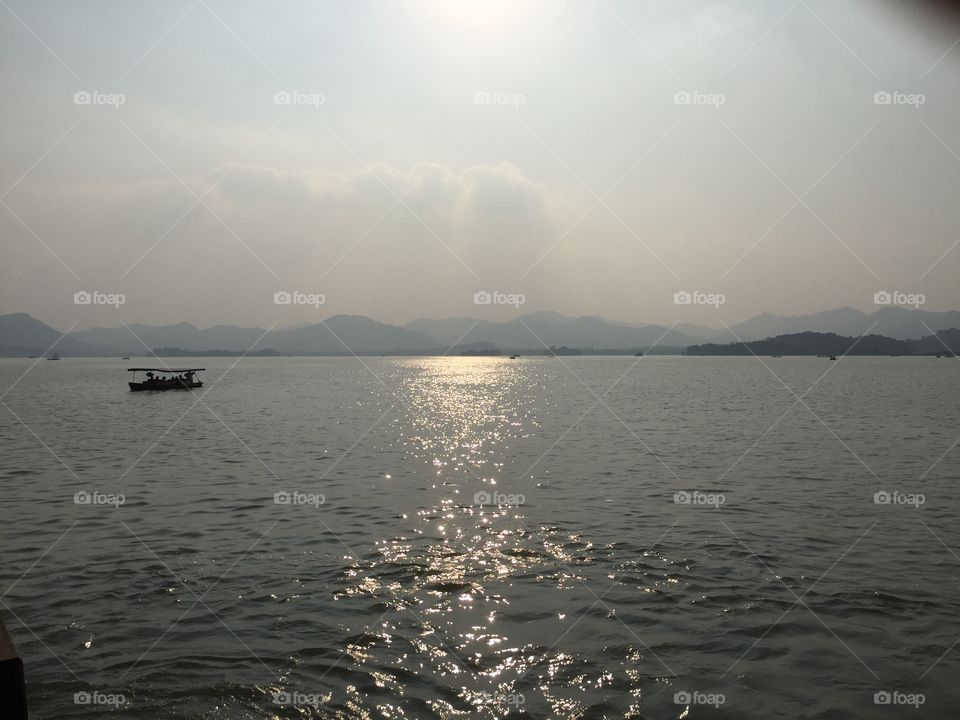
[{"left": 1, "top": 356, "right": 957, "bottom": 718}]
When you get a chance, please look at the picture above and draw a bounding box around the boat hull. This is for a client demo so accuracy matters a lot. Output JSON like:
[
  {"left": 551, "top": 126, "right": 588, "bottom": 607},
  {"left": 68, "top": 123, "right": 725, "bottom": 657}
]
[{"left": 128, "top": 381, "right": 202, "bottom": 392}]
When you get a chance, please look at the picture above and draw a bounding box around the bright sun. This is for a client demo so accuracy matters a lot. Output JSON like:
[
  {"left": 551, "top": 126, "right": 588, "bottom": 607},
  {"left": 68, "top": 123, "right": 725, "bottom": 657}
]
[{"left": 423, "top": 0, "right": 536, "bottom": 36}]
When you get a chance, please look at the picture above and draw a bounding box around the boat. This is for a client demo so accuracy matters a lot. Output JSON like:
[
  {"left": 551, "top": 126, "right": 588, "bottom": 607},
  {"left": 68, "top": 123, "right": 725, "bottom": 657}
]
[
  {"left": 509, "top": 354, "right": 518, "bottom": 359},
  {"left": 128, "top": 367, "right": 204, "bottom": 392},
  {"left": 829, "top": 355, "right": 837, "bottom": 361},
  {"left": 46, "top": 352, "right": 59, "bottom": 361},
  {"left": 122, "top": 356, "right": 130, "bottom": 360},
  {"left": 635, "top": 351, "right": 644, "bottom": 357}
]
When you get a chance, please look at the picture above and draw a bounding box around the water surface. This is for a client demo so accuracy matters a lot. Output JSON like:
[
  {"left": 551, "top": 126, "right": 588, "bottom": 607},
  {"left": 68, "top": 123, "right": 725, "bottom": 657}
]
[{"left": 1, "top": 356, "right": 958, "bottom": 718}]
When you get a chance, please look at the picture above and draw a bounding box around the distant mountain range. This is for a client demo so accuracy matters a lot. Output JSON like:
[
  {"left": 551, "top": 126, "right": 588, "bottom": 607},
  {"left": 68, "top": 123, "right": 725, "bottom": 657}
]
[
  {"left": 1, "top": 307, "right": 959, "bottom": 357},
  {"left": 687, "top": 329, "right": 960, "bottom": 356}
]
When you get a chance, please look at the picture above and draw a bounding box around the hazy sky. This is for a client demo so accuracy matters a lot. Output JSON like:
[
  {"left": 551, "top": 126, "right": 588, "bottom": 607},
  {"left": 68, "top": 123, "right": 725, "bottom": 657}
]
[{"left": 2, "top": 0, "right": 959, "bottom": 329}]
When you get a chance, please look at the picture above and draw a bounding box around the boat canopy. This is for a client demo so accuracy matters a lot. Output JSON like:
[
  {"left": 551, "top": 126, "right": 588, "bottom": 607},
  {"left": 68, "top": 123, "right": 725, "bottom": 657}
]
[{"left": 127, "top": 368, "right": 205, "bottom": 372}]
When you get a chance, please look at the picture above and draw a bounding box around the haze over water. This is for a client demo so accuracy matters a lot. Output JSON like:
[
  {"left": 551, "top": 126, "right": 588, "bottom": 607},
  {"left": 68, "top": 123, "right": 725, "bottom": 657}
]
[
  {"left": 4, "top": 0, "right": 960, "bottom": 717},
  {"left": 2, "top": 355, "right": 958, "bottom": 718}
]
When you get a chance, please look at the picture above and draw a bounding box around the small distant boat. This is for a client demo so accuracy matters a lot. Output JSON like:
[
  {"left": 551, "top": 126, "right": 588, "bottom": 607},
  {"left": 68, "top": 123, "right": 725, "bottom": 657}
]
[
  {"left": 509, "top": 354, "right": 518, "bottom": 359},
  {"left": 128, "top": 367, "right": 204, "bottom": 392},
  {"left": 829, "top": 355, "right": 837, "bottom": 361},
  {"left": 122, "top": 356, "right": 130, "bottom": 360},
  {"left": 635, "top": 351, "right": 644, "bottom": 357},
  {"left": 46, "top": 352, "right": 60, "bottom": 361}
]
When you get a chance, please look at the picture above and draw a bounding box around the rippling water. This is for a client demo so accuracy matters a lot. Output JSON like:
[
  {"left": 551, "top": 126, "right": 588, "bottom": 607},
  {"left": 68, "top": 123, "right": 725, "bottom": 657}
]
[{"left": 1, "top": 356, "right": 959, "bottom": 718}]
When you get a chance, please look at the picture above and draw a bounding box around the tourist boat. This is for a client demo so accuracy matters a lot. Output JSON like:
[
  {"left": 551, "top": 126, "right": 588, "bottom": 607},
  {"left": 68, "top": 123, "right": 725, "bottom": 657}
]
[{"left": 128, "top": 367, "right": 204, "bottom": 392}]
